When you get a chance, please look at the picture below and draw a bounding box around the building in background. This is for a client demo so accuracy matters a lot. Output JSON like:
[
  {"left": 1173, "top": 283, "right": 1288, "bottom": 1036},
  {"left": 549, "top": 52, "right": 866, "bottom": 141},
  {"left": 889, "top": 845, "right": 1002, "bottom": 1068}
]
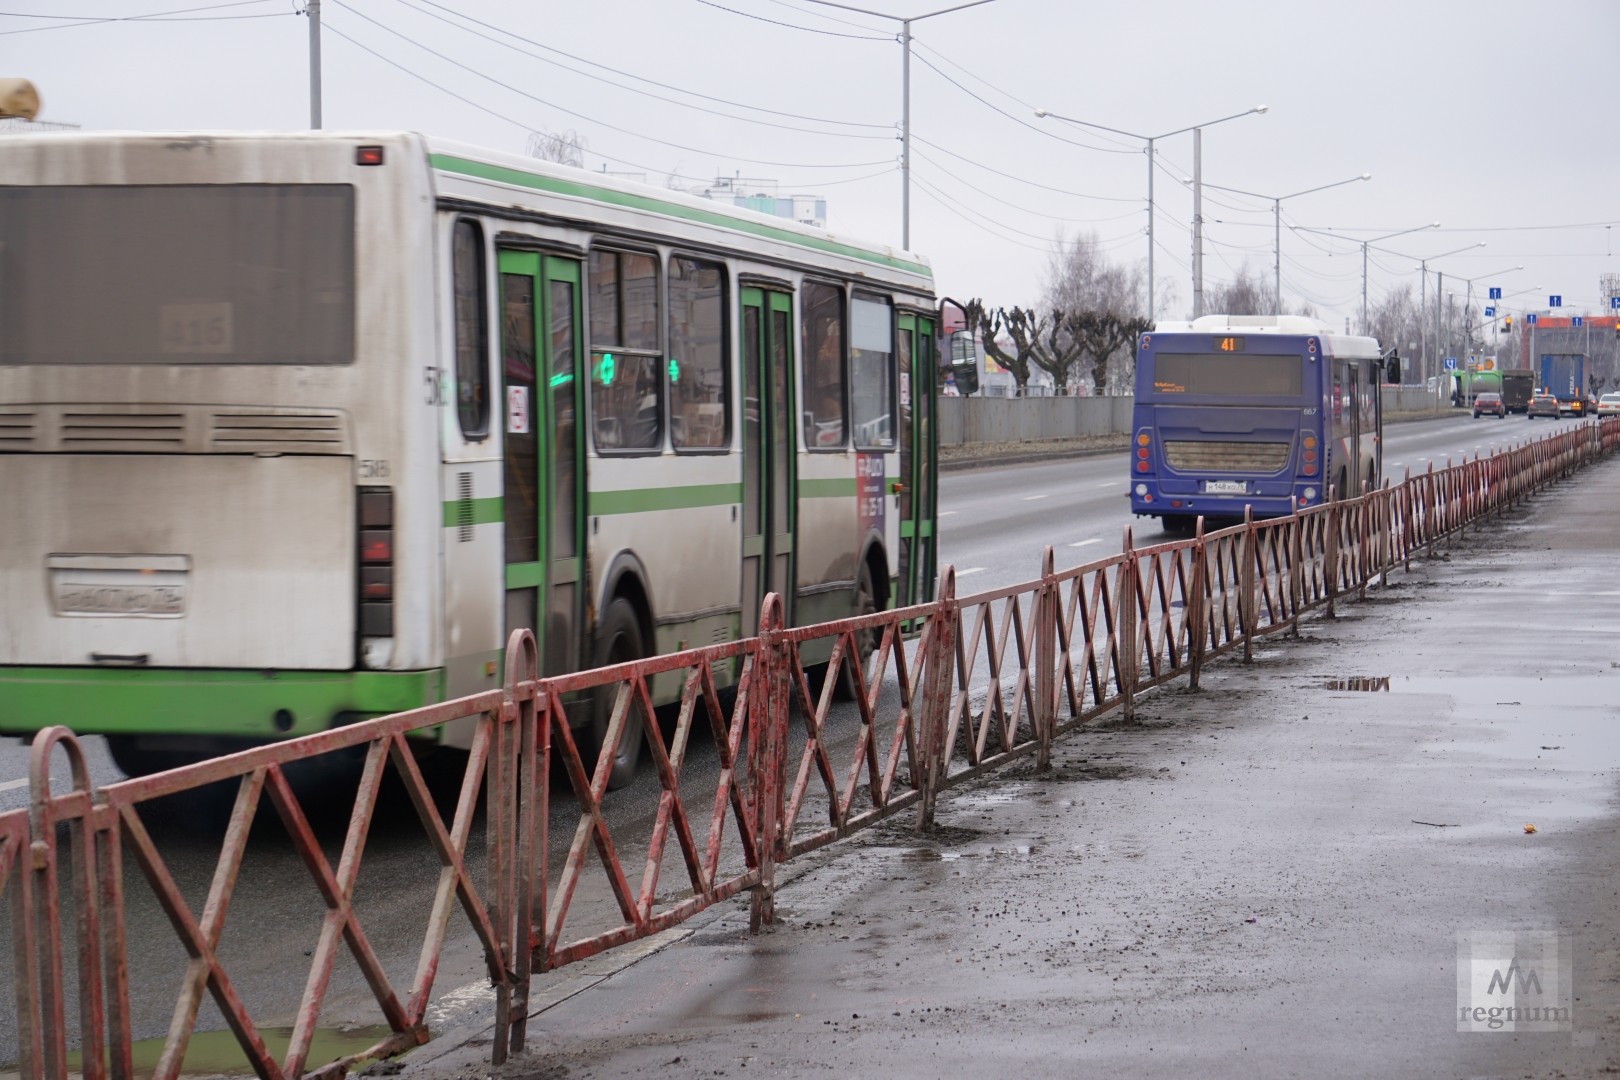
[
  {"left": 0, "top": 117, "right": 78, "bottom": 133},
  {"left": 692, "top": 175, "right": 825, "bottom": 229}
]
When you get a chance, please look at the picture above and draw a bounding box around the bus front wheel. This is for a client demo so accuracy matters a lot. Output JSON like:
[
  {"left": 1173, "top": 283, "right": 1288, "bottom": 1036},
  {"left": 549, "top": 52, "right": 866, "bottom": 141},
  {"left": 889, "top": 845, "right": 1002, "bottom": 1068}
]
[{"left": 589, "top": 597, "right": 647, "bottom": 791}]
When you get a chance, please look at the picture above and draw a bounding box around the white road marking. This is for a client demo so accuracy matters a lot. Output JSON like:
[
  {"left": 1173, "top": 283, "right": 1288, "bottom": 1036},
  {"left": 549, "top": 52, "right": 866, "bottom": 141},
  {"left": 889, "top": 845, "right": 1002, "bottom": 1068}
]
[
  {"left": 1022, "top": 494, "right": 1049, "bottom": 501},
  {"left": 1389, "top": 462, "right": 1403, "bottom": 468},
  {"left": 938, "top": 510, "right": 958, "bottom": 516},
  {"left": 0, "top": 777, "right": 28, "bottom": 794},
  {"left": 956, "top": 567, "right": 987, "bottom": 577},
  {"left": 1099, "top": 480, "right": 1119, "bottom": 487},
  {"left": 1070, "top": 538, "right": 1103, "bottom": 548}
]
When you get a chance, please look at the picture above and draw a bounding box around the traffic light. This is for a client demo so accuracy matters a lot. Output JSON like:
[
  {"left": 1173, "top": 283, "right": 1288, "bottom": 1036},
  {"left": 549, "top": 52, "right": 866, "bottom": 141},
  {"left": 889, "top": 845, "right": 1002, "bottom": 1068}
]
[{"left": 1502, "top": 315, "right": 1512, "bottom": 333}]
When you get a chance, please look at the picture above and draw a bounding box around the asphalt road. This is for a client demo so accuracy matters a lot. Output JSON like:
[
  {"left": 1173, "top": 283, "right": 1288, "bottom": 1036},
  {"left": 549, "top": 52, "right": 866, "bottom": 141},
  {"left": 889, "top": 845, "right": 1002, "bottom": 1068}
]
[{"left": 0, "top": 410, "right": 1595, "bottom": 1072}]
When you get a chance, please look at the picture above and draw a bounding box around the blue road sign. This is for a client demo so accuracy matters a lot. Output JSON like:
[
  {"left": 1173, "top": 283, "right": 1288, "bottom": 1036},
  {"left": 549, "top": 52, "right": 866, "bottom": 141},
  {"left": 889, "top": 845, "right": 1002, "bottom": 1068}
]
[
  {"left": 1443, "top": 357, "right": 1457, "bottom": 371},
  {"left": 1488, "top": 287, "right": 1502, "bottom": 300},
  {"left": 1527, "top": 313, "right": 1538, "bottom": 326},
  {"left": 1549, "top": 295, "right": 1562, "bottom": 307},
  {"left": 1484, "top": 306, "right": 1496, "bottom": 317},
  {"left": 1611, "top": 296, "right": 1620, "bottom": 310},
  {"left": 1573, "top": 316, "right": 1584, "bottom": 327}
]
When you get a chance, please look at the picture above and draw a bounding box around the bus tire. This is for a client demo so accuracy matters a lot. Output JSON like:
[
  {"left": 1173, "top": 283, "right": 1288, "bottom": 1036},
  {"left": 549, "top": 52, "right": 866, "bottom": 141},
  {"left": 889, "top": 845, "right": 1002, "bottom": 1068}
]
[
  {"left": 1162, "top": 514, "right": 1195, "bottom": 537},
  {"left": 833, "top": 561, "right": 879, "bottom": 701},
  {"left": 589, "top": 597, "right": 647, "bottom": 791},
  {"left": 1335, "top": 468, "right": 1348, "bottom": 502}
]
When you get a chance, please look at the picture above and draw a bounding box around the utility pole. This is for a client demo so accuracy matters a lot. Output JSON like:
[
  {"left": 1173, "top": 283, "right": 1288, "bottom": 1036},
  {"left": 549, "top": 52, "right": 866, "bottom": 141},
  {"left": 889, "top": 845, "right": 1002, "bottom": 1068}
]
[
  {"left": 1192, "top": 127, "right": 1203, "bottom": 318},
  {"left": 308, "top": 0, "right": 322, "bottom": 129}
]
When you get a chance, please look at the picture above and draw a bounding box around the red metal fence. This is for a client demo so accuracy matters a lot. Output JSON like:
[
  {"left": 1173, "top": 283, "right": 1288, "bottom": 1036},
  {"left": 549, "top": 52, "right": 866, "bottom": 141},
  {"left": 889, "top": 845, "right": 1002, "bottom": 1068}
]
[{"left": 5, "top": 419, "right": 1616, "bottom": 1079}]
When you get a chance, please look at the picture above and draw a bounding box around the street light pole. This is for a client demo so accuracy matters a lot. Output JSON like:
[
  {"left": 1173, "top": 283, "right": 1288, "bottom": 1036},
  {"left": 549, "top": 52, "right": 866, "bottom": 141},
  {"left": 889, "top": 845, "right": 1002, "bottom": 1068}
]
[
  {"left": 803, "top": 0, "right": 997, "bottom": 251},
  {"left": 1034, "top": 104, "right": 1266, "bottom": 322},
  {"left": 1357, "top": 224, "right": 1440, "bottom": 335},
  {"left": 1199, "top": 173, "right": 1372, "bottom": 314},
  {"left": 1411, "top": 241, "right": 1485, "bottom": 383},
  {"left": 308, "top": 0, "right": 322, "bottom": 129}
]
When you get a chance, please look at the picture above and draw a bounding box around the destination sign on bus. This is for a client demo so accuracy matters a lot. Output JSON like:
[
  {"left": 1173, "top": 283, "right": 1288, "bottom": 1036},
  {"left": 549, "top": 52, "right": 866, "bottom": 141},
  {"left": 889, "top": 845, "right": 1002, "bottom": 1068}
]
[
  {"left": 1152, "top": 353, "right": 1302, "bottom": 397},
  {"left": 1211, "top": 335, "right": 1246, "bottom": 352}
]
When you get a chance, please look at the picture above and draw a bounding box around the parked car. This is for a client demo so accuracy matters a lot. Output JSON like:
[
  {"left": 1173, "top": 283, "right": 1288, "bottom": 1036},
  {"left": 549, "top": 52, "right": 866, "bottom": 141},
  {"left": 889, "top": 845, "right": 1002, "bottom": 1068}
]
[
  {"left": 1597, "top": 392, "right": 1620, "bottom": 418},
  {"left": 1472, "top": 391, "right": 1506, "bottom": 419},
  {"left": 1527, "top": 393, "right": 1561, "bottom": 419}
]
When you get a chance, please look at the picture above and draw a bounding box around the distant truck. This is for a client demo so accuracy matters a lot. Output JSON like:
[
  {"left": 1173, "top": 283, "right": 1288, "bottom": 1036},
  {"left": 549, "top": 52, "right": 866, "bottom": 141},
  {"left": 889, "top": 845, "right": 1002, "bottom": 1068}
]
[
  {"left": 1500, "top": 368, "right": 1534, "bottom": 414},
  {"left": 1450, "top": 369, "right": 1501, "bottom": 406},
  {"left": 1538, "top": 353, "right": 1589, "bottom": 416}
]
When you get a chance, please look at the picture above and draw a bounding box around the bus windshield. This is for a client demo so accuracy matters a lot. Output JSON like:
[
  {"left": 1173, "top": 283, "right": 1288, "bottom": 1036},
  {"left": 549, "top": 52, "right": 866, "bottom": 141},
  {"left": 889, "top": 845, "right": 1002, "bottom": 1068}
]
[
  {"left": 1150, "top": 352, "right": 1304, "bottom": 397},
  {"left": 0, "top": 184, "right": 355, "bottom": 365}
]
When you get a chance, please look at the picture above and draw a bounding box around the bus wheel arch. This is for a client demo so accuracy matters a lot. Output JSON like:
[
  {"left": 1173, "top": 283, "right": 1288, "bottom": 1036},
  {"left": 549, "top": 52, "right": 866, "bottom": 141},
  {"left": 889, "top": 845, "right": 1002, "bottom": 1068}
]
[
  {"left": 834, "top": 536, "right": 888, "bottom": 701},
  {"left": 590, "top": 551, "right": 656, "bottom": 791}
]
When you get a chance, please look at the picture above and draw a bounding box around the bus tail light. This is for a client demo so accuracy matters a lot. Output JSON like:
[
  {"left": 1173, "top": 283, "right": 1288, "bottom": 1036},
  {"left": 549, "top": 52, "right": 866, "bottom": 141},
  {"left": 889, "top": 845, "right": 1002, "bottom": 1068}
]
[
  {"left": 1301, "top": 434, "right": 1318, "bottom": 477},
  {"left": 358, "top": 487, "right": 394, "bottom": 639},
  {"left": 1135, "top": 430, "right": 1152, "bottom": 473}
]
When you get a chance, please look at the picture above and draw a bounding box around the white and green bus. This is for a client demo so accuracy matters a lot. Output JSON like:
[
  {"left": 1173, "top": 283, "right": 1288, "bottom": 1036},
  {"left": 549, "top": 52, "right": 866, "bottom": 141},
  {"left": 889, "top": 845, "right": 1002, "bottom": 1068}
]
[{"left": 0, "top": 131, "right": 946, "bottom": 787}]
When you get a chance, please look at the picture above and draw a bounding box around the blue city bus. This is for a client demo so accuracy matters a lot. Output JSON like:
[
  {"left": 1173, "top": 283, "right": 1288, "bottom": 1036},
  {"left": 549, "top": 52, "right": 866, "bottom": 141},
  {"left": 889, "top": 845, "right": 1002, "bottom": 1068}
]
[{"left": 1129, "top": 315, "right": 1386, "bottom": 533}]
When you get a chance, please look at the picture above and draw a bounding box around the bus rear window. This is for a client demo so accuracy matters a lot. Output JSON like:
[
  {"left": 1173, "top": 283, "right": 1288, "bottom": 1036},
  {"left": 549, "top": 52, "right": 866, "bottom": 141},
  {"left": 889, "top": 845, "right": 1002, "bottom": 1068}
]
[
  {"left": 1150, "top": 352, "right": 1303, "bottom": 397},
  {"left": 0, "top": 184, "right": 354, "bottom": 365}
]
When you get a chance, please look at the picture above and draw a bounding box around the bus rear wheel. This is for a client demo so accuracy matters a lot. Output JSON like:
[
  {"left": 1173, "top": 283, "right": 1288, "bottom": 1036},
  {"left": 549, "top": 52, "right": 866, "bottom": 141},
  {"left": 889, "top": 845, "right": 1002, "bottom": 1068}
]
[
  {"left": 588, "top": 598, "right": 647, "bottom": 792},
  {"left": 833, "top": 562, "right": 878, "bottom": 702}
]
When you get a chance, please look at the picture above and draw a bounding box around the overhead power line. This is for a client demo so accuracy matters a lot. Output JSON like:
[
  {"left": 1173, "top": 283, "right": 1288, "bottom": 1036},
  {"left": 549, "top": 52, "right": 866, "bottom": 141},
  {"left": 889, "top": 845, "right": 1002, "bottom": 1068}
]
[
  {"left": 691, "top": 0, "right": 890, "bottom": 39},
  {"left": 0, "top": 0, "right": 284, "bottom": 34},
  {"left": 326, "top": 6, "right": 895, "bottom": 170}
]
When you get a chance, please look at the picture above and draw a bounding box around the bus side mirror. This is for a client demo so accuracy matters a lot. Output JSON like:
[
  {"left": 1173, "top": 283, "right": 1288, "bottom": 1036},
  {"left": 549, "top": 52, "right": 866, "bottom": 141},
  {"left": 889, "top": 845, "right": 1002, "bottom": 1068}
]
[
  {"left": 1384, "top": 354, "right": 1401, "bottom": 384},
  {"left": 937, "top": 296, "right": 980, "bottom": 396}
]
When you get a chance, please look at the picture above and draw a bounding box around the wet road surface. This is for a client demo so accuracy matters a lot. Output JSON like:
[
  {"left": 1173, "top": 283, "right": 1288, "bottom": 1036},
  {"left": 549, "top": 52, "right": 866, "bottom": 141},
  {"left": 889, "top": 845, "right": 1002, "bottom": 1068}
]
[{"left": 405, "top": 447, "right": 1620, "bottom": 1077}]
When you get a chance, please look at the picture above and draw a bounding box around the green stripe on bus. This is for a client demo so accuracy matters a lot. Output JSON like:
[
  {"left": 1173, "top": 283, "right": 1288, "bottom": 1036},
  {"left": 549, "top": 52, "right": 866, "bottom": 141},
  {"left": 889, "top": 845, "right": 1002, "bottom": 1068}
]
[
  {"left": 442, "top": 497, "right": 503, "bottom": 528},
  {"left": 798, "top": 477, "right": 856, "bottom": 499},
  {"left": 431, "top": 154, "right": 932, "bottom": 279},
  {"left": 590, "top": 483, "right": 743, "bottom": 515}
]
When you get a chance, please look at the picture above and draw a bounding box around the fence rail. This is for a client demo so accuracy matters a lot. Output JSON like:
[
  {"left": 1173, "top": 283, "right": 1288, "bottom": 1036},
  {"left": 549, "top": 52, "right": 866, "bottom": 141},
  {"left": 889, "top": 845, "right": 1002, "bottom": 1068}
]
[{"left": 6, "top": 419, "right": 1617, "bottom": 1079}]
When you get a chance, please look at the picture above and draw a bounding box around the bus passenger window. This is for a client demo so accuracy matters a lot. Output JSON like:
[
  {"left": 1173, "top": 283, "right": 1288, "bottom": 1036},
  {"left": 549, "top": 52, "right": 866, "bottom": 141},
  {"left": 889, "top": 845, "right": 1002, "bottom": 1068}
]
[
  {"left": 668, "top": 256, "right": 728, "bottom": 451},
  {"left": 803, "top": 282, "right": 846, "bottom": 448},
  {"left": 589, "top": 248, "right": 664, "bottom": 452},
  {"left": 452, "top": 220, "right": 489, "bottom": 439},
  {"left": 849, "top": 294, "right": 894, "bottom": 449}
]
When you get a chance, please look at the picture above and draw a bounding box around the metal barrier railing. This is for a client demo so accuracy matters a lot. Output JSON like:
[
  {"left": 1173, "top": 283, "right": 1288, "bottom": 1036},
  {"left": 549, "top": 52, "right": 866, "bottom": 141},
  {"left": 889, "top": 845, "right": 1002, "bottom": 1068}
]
[{"left": 5, "top": 418, "right": 1617, "bottom": 1079}]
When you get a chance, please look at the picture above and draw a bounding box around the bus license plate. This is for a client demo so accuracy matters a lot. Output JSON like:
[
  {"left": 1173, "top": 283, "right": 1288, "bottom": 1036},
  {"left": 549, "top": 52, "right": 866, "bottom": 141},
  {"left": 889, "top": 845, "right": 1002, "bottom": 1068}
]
[
  {"left": 47, "top": 554, "right": 190, "bottom": 618},
  {"left": 1204, "top": 480, "right": 1247, "bottom": 495},
  {"left": 54, "top": 582, "right": 186, "bottom": 617}
]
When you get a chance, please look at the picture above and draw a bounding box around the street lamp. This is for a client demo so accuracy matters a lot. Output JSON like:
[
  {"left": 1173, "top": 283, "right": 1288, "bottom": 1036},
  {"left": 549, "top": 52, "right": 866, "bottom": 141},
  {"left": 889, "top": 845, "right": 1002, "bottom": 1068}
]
[
  {"left": 1412, "top": 241, "right": 1486, "bottom": 380},
  {"left": 1452, "top": 264, "right": 1523, "bottom": 359},
  {"left": 1197, "top": 173, "right": 1371, "bottom": 313},
  {"left": 1033, "top": 104, "right": 1268, "bottom": 321},
  {"left": 802, "top": 0, "right": 998, "bottom": 250},
  {"left": 1293, "top": 222, "right": 1441, "bottom": 335}
]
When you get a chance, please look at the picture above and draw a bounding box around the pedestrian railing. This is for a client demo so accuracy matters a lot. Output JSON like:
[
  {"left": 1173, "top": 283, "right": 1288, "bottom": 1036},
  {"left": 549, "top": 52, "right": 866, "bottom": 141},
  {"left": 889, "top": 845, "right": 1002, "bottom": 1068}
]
[{"left": 6, "top": 418, "right": 1616, "bottom": 1079}]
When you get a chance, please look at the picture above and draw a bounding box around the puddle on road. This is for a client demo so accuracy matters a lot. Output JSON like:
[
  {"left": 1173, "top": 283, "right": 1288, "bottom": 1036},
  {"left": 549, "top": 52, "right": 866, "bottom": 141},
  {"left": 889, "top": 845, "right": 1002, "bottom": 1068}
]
[
  {"left": 900, "top": 844, "right": 1037, "bottom": 863},
  {"left": 30, "top": 1025, "right": 398, "bottom": 1078},
  {"left": 1402, "top": 674, "right": 1620, "bottom": 826},
  {"left": 1322, "top": 676, "right": 1391, "bottom": 692}
]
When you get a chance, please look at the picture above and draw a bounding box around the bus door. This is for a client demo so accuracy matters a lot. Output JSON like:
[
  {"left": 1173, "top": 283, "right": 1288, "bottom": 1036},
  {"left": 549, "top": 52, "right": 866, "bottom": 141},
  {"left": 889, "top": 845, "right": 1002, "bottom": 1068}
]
[
  {"left": 897, "top": 312, "right": 938, "bottom": 607},
  {"left": 498, "top": 250, "right": 586, "bottom": 676},
  {"left": 1346, "top": 361, "right": 1364, "bottom": 497},
  {"left": 740, "top": 287, "right": 795, "bottom": 637}
]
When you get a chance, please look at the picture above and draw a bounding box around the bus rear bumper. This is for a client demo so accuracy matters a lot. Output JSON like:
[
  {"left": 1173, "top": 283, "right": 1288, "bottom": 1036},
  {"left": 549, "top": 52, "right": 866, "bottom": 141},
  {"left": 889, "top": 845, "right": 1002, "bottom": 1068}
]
[
  {"left": 1129, "top": 483, "right": 1320, "bottom": 521},
  {"left": 0, "top": 666, "right": 443, "bottom": 740}
]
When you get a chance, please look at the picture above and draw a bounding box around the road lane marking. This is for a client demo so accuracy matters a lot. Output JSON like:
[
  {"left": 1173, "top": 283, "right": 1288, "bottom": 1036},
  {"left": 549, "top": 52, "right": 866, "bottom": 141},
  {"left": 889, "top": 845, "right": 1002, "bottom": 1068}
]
[
  {"left": 1070, "top": 538, "right": 1102, "bottom": 548},
  {"left": 938, "top": 510, "right": 958, "bottom": 516},
  {"left": 1022, "top": 494, "right": 1049, "bottom": 501},
  {"left": 1099, "top": 480, "right": 1119, "bottom": 487},
  {"left": 956, "top": 567, "right": 987, "bottom": 577},
  {"left": 0, "top": 777, "right": 28, "bottom": 794}
]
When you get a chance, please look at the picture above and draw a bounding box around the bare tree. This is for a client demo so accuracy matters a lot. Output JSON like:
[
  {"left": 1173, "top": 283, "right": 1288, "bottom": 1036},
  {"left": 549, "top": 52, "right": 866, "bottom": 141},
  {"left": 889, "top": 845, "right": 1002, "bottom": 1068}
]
[
  {"left": 966, "top": 299, "right": 1041, "bottom": 394},
  {"left": 1203, "top": 262, "right": 1273, "bottom": 316},
  {"left": 1368, "top": 284, "right": 1423, "bottom": 366},
  {"left": 1041, "top": 232, "right": 1149, "bottom": 393},
  {"left": 526, "top": 129, "right": 587, "bottom": 168}
]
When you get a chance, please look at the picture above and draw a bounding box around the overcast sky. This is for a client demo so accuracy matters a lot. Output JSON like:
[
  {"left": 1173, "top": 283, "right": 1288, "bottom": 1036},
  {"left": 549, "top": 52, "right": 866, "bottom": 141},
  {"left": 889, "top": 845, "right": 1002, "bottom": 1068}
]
[{"left": 10, "top": 0, "right": 1619, "bottom": 336}]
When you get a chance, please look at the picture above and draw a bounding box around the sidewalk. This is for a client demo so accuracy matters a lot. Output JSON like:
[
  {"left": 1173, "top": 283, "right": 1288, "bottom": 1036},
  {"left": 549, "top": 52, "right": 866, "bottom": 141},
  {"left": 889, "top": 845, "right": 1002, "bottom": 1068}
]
[{"left": 405, "top": 456, "right": 1620, "bottom": 1079}]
